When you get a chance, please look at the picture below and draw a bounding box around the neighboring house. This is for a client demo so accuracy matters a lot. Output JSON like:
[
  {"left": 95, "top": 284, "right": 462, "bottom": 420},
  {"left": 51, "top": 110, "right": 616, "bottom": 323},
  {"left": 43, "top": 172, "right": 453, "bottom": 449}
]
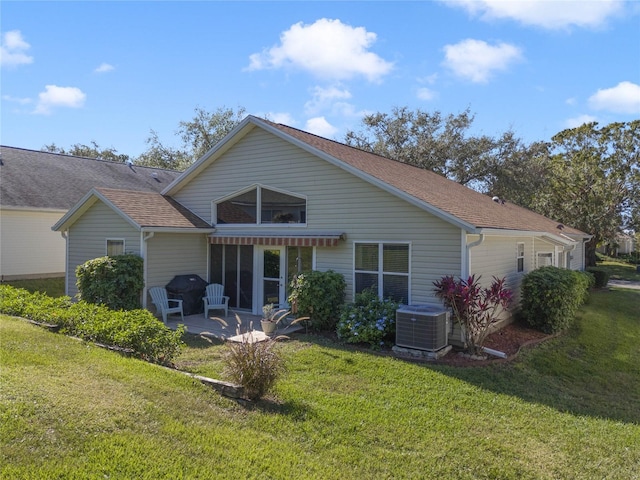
[
  {"left": 597, "top": 232, "right": 636, "bottom": 256},
  {"left": 0, "top": 146, "right": 180, "bottom": 280},
  {"left": 53, "top": 116, "right": 591, "bottom": 321}
]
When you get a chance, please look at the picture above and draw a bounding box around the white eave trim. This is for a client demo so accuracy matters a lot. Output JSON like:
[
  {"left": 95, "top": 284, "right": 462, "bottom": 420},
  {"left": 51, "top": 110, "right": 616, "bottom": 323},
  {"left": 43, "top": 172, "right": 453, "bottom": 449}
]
[
  {"left": 1, "top": 205, "right": 68, "bottom": 214},
  {"left": 475, "top": 228, "right": 578, "bottom": 246}
]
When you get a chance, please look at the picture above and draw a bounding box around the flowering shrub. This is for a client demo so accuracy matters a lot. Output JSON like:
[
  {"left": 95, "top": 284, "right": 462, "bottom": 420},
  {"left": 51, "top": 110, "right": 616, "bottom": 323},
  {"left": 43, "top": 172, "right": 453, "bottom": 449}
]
[
  {"left": 336, "top": 290, "right": 399, "bottom": 348},
  {"left": 433, "top": 275, "right": 512, "bottom": 355}
]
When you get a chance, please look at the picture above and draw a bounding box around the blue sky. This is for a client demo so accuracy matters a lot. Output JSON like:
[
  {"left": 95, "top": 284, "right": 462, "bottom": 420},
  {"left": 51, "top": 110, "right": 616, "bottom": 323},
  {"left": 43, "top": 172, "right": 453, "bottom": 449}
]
[{"left": 2, "top": 1, "right": 639, "bottom": 157}]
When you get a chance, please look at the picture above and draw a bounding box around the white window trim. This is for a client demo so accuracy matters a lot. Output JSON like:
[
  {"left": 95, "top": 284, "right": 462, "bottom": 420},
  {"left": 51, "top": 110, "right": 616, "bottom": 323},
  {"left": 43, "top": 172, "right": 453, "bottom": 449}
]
[
  {"left": 353, "top": 241, "right": 411, "bottom": 303},
  {"left": 536, "top": 251, "right": 554, "bottom": 269},
  {"left": 212, "top": 184, "right": 307, "bottom": 227},
  {"left": 106, "top": 238, "right": 125, "bottom": 256}
]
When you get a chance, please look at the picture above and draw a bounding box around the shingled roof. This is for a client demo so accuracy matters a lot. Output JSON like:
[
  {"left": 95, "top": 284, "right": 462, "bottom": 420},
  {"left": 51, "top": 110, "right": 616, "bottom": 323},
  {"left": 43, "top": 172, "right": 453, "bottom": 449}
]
[
  {"left": 95, "top": 188, "right": 210, "bottom": 228},
  {"left": 258, "top": 118, "right": 587, "bottom": 237},
  {"left": 0, "top": 146, "right": 180, "bottom": 210}
]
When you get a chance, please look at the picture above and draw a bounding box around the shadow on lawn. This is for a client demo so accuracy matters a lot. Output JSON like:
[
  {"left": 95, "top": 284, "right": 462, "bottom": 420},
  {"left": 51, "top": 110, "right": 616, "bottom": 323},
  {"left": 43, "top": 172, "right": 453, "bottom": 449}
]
[
  {"left": 429, "top": 353, "right": 640, "bottom": 425},
  {"left": 295, "top": 327, "right": 640, "bottom": 425}
]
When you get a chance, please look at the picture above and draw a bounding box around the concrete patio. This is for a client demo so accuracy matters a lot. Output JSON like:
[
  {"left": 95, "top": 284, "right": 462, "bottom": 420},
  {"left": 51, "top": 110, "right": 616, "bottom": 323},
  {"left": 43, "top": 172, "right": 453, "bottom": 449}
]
[{"left": 161, "top": 309, "right": 304, "bottom": 342}]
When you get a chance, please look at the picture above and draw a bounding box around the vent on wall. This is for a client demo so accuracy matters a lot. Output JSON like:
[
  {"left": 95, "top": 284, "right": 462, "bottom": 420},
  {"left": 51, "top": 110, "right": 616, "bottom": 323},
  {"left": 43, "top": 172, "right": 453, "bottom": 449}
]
[{"left": 396, "top": 305, "right": 450, "bottom": 351}]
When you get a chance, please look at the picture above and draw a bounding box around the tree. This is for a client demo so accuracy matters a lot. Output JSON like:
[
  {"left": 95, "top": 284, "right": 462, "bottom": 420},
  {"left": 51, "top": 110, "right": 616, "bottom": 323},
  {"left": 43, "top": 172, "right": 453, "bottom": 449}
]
[
  {"left": 42, "top": 141, "right": 132, "bottom": 163},
  {"left": 529, "top": 121, "right": 640, "bottom": 266},
  {"left": 136, "top": 105, "right": 246, "bottom": 170},
  {"left": 344, "top": 106, "right": 521, "bottom": 189}
]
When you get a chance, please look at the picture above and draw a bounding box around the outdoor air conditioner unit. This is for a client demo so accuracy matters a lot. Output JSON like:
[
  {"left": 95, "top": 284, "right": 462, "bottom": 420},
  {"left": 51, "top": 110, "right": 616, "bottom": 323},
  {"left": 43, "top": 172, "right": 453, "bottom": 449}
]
[{"left": 396, "top": 304, "right": 450, "bottom": 351}]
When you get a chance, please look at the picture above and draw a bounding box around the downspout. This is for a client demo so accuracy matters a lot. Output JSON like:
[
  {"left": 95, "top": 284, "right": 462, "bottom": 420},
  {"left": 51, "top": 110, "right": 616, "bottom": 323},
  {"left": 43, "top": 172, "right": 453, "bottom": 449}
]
[
  {"left": 60, "top": 231, "right": 69, "bottom": 297},
  {"left": 141, "top": 231, "right": 155, "bottom": 308},
  {"left": 563, "top": 243, "right": 576, "bottom": 269},
  {"left": 463, "top": 233, "right": 485, "bottom": 278}
]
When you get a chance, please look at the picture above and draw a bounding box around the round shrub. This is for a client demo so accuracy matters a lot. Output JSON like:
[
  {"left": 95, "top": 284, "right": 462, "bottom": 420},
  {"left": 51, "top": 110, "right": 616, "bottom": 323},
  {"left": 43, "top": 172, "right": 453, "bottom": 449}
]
[
  {"left": 521, "top": 266, "right": 592, "bottom": 334},
  {"left": 76, "top": 254, "right": 144, "bottom": 310},
  {"left": 336, "top": 290, "right": 399, "bottom": 348},
  {"left": 586, "top": 267, "right": 610, "bottom": 288},
  {"left": 288, "top": 270, "right": 346, "bottom": 331}
]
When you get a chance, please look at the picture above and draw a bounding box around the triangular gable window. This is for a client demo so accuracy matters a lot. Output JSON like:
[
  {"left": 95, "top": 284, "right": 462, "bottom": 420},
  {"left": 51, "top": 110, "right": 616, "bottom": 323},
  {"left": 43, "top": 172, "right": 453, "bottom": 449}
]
[{"left": 215, "top": 186, "right": 306, "bottom": 225}]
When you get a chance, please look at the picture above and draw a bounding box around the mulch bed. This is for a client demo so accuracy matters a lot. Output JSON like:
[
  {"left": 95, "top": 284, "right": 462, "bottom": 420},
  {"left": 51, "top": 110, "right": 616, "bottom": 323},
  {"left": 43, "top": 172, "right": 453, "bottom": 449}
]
[
  {"left": 433, "top": 320, "right": 552, "bottom": 367},
  {"left": 311, "top": 320, "right": 553, "bottom": 367}
]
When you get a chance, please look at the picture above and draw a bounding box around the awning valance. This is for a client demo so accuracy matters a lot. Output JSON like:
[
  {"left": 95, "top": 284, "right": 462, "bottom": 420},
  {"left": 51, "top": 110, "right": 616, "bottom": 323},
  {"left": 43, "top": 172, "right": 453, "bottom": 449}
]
[{"left": 209, "top": 233, "right": 346, "bottom": 247}]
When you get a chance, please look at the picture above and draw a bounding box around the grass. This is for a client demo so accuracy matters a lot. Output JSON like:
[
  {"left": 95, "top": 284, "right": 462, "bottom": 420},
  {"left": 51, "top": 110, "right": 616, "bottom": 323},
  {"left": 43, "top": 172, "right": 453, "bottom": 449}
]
[
  {"left": 596, "top": 260, "right": 640, "bottom": 282},
  {"left": 2, "top": 277, "right": 66, "bottom": 298},
  {"left": 2, "top": 289, "right": 639, "bottom": 479}
]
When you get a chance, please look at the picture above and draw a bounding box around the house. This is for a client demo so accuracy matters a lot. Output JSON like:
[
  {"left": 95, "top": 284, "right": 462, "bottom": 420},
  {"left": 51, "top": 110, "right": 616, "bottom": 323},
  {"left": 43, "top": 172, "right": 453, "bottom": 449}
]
[
  {"left": 0, "top": 146, "right": 180, "bottom": 280},
  {"left": 597, "top": 232, "right": 636, "bottom": 256},
  {"left": 53, "top": 116, "right": 591, "bottom": 321}
]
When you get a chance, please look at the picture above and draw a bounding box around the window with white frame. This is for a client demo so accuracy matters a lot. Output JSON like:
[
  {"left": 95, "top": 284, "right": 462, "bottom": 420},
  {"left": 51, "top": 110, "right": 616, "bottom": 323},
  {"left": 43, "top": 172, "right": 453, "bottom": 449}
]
[
  {"left": 536, "top": 252, "right": 553, "bottom": 268},
  {"left": 215, "top": 186, "right": 306, "bottom": 225},
  {"left": 106, "top": 239, "right": 124, "bottom": 256},
  {"left": 516, "top": 242, "right": 525, "bottom": 273},
  {"left": 354, "top": 242, "right": 409, "bottom": 303}
]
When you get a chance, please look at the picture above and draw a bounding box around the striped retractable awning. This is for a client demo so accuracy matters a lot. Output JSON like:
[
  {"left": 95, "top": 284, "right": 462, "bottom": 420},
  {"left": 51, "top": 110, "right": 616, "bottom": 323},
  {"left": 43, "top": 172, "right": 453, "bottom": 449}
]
[{"left": 209, "top": 233, "right": 346, "bottom": 247}]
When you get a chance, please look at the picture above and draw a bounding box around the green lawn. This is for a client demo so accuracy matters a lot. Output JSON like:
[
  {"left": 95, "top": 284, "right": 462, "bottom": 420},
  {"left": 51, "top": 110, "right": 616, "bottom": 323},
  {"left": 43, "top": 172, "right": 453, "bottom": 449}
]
[
  {"left": 1, "top": 289, "right": 639, "bottom": 479},
  {"left": 597, "top": 260, "right": 640, "bottom": 282},
  {"left": 2, "top": 277, "right": 66, "bottom": 298}
]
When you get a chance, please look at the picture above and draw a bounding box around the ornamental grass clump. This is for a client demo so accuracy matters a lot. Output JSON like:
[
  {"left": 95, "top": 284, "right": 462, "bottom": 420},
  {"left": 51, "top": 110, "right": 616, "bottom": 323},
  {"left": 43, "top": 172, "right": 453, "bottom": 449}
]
[
  {"left": 222, "top": 313, "right": 307, "bottom": 401},
  {"left": 336, "top": 290, "right": 399, "bottom": 349},
  {"left": 433, "top": 275, "right": 512, "bottom": 356}
]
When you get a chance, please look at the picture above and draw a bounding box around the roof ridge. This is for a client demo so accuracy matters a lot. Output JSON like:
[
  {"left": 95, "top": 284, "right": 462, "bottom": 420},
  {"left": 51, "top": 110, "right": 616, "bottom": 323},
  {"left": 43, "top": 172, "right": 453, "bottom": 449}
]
[{"left": 0, "top": 145, "right": 179, "bottom": 173}]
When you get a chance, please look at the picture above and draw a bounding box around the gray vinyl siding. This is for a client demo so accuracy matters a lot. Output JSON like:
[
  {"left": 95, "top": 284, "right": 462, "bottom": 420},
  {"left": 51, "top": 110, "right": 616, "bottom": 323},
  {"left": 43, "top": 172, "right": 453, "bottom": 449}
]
[
  {"left": 66, "top": 201, "right": 140, "bottom": 297},
  {"left": 174, "top": 127, "right": 461, "bottom": 304},
  {"left": 145, "top": 232, "right": 208, "bottom": 311},
  {"left": 468, "top": 235, "right": 534, "bottom": 307}
]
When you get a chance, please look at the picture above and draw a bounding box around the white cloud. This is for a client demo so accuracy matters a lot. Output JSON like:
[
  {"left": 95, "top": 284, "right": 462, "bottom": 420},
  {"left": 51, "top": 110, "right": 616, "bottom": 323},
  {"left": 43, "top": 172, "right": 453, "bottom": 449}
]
[
  {"left": 417, "top": 87, "right": 437, "bottom": 101},
  {"left": 565, "top": 114, "right": 598, "bottom": 129},
  {"left": 443, "top": 39, "right": 522, "bottom": 83},
  {"left": 247, "top": 18, "right": 393, "bottom": 82},
  {"left": 446, "top": 0, "right": 625, "bottom": 29},
  {"left": 34, "top": 85, "right": 86, "bottom": 115},
  {"left": 1, "top": 30, "right": 33, "bottom": 68},
  {"left": 304, "top": 85, "right": 352, "bottom": 115},
  {"left": 94, "top": 62, "right": 114, "bottom": 73},
  {"left": 2, "top": 94, "right": 32, "bottom": 105},
  {"left": 305, "top": 116, "right": 338, "bottom": 138},
  {"left": 264, "top": 112, "right": 296, "bottom": 126},
  {"left": 588, "top": 81, "right": 640, "bottom": 114}
]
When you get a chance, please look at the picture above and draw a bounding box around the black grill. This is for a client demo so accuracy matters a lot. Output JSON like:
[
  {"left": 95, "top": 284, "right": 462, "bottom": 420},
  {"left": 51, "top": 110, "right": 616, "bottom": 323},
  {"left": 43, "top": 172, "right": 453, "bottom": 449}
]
[{"left": 165, "top": 274, "right": 208, "bottom": 316}]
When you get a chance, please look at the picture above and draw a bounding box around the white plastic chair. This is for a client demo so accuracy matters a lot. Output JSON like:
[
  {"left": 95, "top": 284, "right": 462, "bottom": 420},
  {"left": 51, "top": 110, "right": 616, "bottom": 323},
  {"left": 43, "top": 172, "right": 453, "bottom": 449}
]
[
  {"left": 149, "top": 286, "right": 184, "bottom": 323},
  {"left": 203, "top": 283, "right": 229, "bottom": 318}
]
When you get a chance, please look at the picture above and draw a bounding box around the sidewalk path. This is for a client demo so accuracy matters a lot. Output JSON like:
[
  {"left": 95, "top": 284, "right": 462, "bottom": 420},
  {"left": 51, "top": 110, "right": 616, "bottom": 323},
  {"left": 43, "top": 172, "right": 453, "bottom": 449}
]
[{"left": 608, "top": 280, "right": 640, "bottom": 291}]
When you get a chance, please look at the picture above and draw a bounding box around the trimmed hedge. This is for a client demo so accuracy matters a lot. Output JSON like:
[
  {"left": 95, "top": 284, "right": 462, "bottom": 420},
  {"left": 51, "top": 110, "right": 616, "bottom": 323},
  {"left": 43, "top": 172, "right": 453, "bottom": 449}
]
[
  {"left": 76, "top": 254, "right": 144, "bottom": 310},
  {"left": 521, "top": 266, "right": 594, "bottom": 334},
  {"left": 0, "top": 285, "right": 184, "bottom": 365},
  {"left": 288, "top": 270, "right": 346, "bottom": 331},
  {"left": 586, "top": 267, "right": 610, "bottom": 288}
]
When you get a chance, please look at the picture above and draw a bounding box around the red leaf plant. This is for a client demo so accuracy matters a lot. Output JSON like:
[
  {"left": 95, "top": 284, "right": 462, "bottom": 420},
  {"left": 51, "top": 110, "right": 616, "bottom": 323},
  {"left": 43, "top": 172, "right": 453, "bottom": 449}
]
[{"left": 433, "top": 275, "right": 512, "bottom": 356}]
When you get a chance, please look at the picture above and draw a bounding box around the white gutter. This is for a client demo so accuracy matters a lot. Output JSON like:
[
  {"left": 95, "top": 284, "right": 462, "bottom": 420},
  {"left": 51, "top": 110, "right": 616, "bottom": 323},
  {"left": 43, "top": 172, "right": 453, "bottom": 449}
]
[{"left": 463, "top": 233, "right": 485, "bottom": 278}]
